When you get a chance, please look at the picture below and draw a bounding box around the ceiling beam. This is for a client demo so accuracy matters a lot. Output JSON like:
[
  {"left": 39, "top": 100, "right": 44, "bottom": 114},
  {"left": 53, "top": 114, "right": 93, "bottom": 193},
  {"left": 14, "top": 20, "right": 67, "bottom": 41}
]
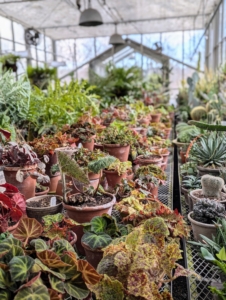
[
  {"left": 38, "top": 13, "right": 210, "bottom": 30},
  {"left": 0, "top": 0, "right": 44, "bottom": 4}
]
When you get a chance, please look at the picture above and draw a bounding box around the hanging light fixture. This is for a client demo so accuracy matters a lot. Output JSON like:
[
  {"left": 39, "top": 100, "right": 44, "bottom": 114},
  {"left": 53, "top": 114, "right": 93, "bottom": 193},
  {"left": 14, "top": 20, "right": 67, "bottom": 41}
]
[
  {"left": 109, "top": 24, "right": 125, "bottom": 45},
  {"left": 79, "top": 0, "right": 103, "bottom": 26}
]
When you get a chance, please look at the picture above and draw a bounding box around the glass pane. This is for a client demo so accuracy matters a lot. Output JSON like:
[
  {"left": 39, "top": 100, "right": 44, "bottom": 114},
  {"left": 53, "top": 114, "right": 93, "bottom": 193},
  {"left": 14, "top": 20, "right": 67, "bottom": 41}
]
[
  {"left": 15, "top": 43, "right": 26, "bottom": 51},
  {"left": 37, "top": 34, "right": 44, "bottom": 50},
  {"left": 0, "top": 16, "right": 12, "bottom": 40},
  {"left": 224, "top": 0, "right": 226, "bottom": 37},
  {"left": 1, "top": 39, "right": 13, "bottom": 52},
  {"left": 13, "top": 21, "right": 24, "bottom": 44},
  {"left": 76, "top": 38, "right": 95, "bottom": 66},
  {"left": 162, "top": 31, "right": 183, "bottom": 61},
  {"left": 45, "top": 36, "right": 52, "bottom": 52},
  {"left": 46, "top": 52, "right": 53, "bottom": 62},
  {"left": 37, "top": 50, "right": 45, "bottom": 62},
  {"left": 95, "top": 37, "right": 111, "bottom": 56},
  {"left": 30, "top": 46, "right": 37, "bottom": 60},
  {"left": 17, "top": 58, "right": 27, "bottom": 74}
]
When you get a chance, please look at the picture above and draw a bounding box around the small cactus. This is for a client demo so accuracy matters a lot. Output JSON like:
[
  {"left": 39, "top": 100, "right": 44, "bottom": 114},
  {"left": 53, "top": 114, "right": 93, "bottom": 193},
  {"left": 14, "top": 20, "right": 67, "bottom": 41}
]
[
  {"left": 201, "top": 174, "right": 224, "bottom": 199},
  {"left": 190, "top": 106, "right": 207, "bottom": 121}
]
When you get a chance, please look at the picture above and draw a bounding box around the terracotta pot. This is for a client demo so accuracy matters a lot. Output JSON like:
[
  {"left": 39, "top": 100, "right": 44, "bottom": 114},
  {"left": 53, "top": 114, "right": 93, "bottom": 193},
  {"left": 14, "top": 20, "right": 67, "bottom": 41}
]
[
  {"left": 94, "top": 143, "right": 104, "bottom": 151},
  {"left": 188, "top": 211, "right": 217, "bottom": 242},
  {"left": 103, "top": 170, "right": 127, "bottom": 189},
  {"left": 82, "top": 242, "right": 103, "bottom": 269},
  {"left": 103, "top": 144, "right": 130, "bottom": 162},
  {"left": 169, "top": 112, "right": 174, "bottom": 121},
  {"left": 4, "top": 165, "right": 37, "bottom": 200},
  {"left": 35, "top": 186, "right": 49, "bottom": 196},
  {"left": 64, "top": 193, "right": 116, "bottom": 255},
  {"left": 180, "top": 151, "right": 186, "bottom": 164},
  {"left": 172, "top": 139, "right": 189, "bottom": 148},
  {"left": 161, "top": 162, "right": 167, "bottom": 171},
  {"left": 81, "top": 136, "right": 95, "bottom": 151},
  {"left": 164, "top": 128, "right": 172, "bottom": 139},
  {"left": 150, "top": 185, "right": 158, "bottom": 197},
  {"left": 161, "top": 151, "right": 170, "bottom": 164},
  {"left": 197, "top": 165, "right": 221, "bottom": 177},
  {"left": 130, "top": 127, "right": 147, "bottom": 137},
  {"left": 88, "top": 172, "right": 101, "bottom": 180},
  {"left": 127, "top": 171, "right": 134, "bottom": 181},
  {"left": 150, "top": 113, "right": 161, "bottom": 122},
  {"left": 69, "top": 231, "right": 77, "bottom": 246},
  {"left": 49, "top": 175, "right": 61, "bottom": 193},
  {"left": 190, "top": 189, "right": 226, "bottom": 206},
  {"left": 136, "top": 155, "right": 163, "bottom": 167},
  {"left": 26, "top": 195, "right": 63, "bottom": 223}
]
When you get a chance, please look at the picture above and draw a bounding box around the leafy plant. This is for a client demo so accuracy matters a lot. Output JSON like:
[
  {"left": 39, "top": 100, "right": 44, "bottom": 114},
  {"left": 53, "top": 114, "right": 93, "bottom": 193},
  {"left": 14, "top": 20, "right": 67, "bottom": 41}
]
[
  {"left": 88, "top": 156, "right": 116, "bottom": 174},
  {"left": 27, "top": 65, "right": 56, "bottom": 90},
  {"left": 106, "top": 159, "right": 132, "bottom": 176},
  {"left": 0, "top": 183, "right": 25, "bottom": 233},
  {"left": 0, "top": 216, "right": 102, "bottom": 299},
  {"left": 135, "top": 165, "right": 167, "bottom": 181},
  {"left": 64, "top": 121, "right": 96, "bottom": 143},
  {"left": 180, "top": 161, "right": 197, "bottom": 176},
  {"left": 192, "top": 199, "right": 225, "bottom": 223},
  {"left": 177, "top": 125, "right": 201, "bottom": 143},
  {"left": 99, "top": 127, "right": 136, "bottom": 146},
  {"left": 190, "top": 133, "right": 226, "bottom": 168},
  {"left": 81, "top": 214, "right": 129, "bottom": 250},
  {"left": 88, "top": 217, "right": 195, "bottom": 300},
  {"left": 0, "top": 53, "right": 20, "bottom": 65}
]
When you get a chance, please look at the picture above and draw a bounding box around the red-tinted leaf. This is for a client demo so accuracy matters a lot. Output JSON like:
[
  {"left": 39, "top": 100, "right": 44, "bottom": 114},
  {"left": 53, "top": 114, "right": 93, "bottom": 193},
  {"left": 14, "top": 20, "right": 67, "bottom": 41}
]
[
  {"left": 48, "top": 289, "right": 61, "bottom": 300},
  {"left": 77, "top": 259, "right": 102, "bottom": 285},
  {"left": 0, "top": 183, "right": 19, "bottom": 194},
  {"left": 0, "top": 193, "right": 12, "bottom": 209},
  {"left": 11, "top": 193, "right": 26, "bottom": 214},
  {"left": 16, "top": 272, "right": 41, "bottom": 292},
  {"left": 13, "top": 217, "right": 43, "bottom": 246},
  {"left": 0, "top": 129, "right": 11, "bottom": 140},
  {"left": 10, "top": 207, "right": 23, "bottom": 222},
  {"left": 37, "top": 250, "right": 71, "bottom": 268},
  {"left": 0, "top": 217, "right": 8, "bottom": 233}
]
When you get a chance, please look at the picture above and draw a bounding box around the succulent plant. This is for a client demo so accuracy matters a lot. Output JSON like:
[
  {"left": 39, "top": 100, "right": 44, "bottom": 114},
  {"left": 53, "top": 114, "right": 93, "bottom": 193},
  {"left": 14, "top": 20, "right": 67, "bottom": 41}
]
[
  {"left": 192, "top": 199, "right": 226, "bottom": 223},
  {"left": 190, "top": 106, "right": 207, "bottom": 121},
  {"left": 201, "top": 175, "right": 225, "bottom": 198},
  {"left": 182, "top": 175, "right": 201, "bottom": 190},
  {"left": 190, "top": 133, "right": 226, "bottom": 168}
]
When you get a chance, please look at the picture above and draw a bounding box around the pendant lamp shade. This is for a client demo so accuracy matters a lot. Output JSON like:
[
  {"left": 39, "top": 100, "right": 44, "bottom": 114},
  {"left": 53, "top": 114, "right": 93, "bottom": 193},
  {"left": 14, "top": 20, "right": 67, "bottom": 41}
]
[
  {"left": 79, "top": 8, "right": 103, "bottom": 26},
  {"left": 109, "top": 33, "right": 125, "bottom": 45}
]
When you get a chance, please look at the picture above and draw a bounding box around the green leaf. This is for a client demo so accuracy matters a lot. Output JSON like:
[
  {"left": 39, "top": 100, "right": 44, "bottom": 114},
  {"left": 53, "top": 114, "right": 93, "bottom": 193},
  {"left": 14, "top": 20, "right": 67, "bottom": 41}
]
[
  {"left": 0, "top": 237, "right": 22, "bottom": 259},
  {"left": 64, "top": 280, "right": 89, "bottom": 299},
  {"left": 216, "top": 247, "right": 226, "bottom": 261},
  {"left": 9, "top": 256, "right": 34, "bottom": 282},
  {"left": 81, "top": 232, "right": 112, "bottom": 250},
  {"left": 201, "top": 247, "right": 216, "bottom": 261},
  {"left": 53, "top": 239, "right": 75, "bottom": 256},
  {"left": 3, "top": 245, "right": 24, "bottom": 264},
  {"left": 91, "top": 216, "right": 108, "bottom": 234},
  {"left": 88, "top": 156, "right": 116, "bottom": 174},
  {"left": 14, "top": 284, "right": 50, "bottom": 300},
  {"left": 0, "top": 289, "right": 11, "bottom": 300},
  {"left": 49, "top": 274, "right": 65, "bottom": 293},
  {"left": 0, "top": 269, "right": 7, "bottom": 289},
  {"left": 30, "top": 239, "right": 49, "bottom": 252},
  {"left": 59, "top": 253, "right": 79, "bottom": 280}
]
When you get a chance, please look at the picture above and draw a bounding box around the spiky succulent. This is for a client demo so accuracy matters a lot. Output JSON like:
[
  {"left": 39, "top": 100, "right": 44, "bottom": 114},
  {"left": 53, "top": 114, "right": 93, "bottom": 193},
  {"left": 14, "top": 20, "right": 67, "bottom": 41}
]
[
  {"left": 193, "top": 199, "right": 225, "bottom": 223},
  {"left": 190, "top": 133, "right": 226, "bottom": 167},
  {"left": 182, "top": 175, "right": 201, "bottom": 190}
]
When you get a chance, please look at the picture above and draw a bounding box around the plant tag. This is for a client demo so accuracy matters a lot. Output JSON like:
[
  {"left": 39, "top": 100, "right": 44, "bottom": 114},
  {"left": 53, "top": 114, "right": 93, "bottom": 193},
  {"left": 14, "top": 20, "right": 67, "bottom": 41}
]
[
  {"left": 0, "top": 171, "right": 5, "bottom": 184},
  {"left": 16, "top": 170, "right": 24, "bottom": 183},
  {"left": 50, "top": 197, "right": 56, "bottom": 206}
]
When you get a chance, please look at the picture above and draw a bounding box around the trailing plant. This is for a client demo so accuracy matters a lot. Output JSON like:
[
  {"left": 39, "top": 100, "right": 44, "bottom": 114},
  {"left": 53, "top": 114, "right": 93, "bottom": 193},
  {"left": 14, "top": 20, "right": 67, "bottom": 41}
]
[
  {"left": 189, "top": 133, "right": 226, "bottom": 168},
  {"left": 88, "top": 217, "right": 195, "bottom": 300},
  {"left": 81, "top": 214, "right": 130, "bottom": 250},
  {"left": 0, "top": 53, "right": 20, "bottom": 65},
  {"left": 192, "top": 199, "right": 225, "bottom": 223},
  {"left": 0, "top": 183, "right": 26, "bottom": 233},
  {"left": 106, "top": 159, "right": 132, "bottom": 175},
  {"left": 182, "top": 175, "right": 201, "bottom": 190},
  {"left": 0, "top": 216, "right": 102, "bottom": 299}
]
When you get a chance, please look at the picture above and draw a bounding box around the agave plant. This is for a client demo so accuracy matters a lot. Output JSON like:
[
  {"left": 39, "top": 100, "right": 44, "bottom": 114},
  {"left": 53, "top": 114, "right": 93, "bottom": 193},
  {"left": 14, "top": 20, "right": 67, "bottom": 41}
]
[
  {"left": 182, "top": 175, "right": 201, "bottom": 190},
  {"left": 190, "top": 133, "right": 226, "bottom": 168}
]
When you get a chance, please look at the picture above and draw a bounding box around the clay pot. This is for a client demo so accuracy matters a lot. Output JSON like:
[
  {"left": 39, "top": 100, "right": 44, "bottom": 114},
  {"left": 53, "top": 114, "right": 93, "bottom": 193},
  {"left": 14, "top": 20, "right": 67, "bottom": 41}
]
[
  {"left": 135, "top": 155, "right": 163, "bottom": 167},
  {"left": 103, "top": 170, "right": 127, "bottom": 189},
  {"left": 81, "top": 136, "right": 95, "bottom": 151},
  {"left": 49, "top": 175, "right": 61, "bottom": 193},
  {"left": 103, "top": 144, "right": 130, "bottom": 162},
  {"left": 130, "top": 127, "right": 147, "bottom": 137},
  {"left": 94, "top": 143, "right": 104, "bottom": 151},
  {"left": 127, "top": 170, "right": 134, "bottom": 181},
  {"left": 44, "top": 152, "right": 60, "bottom": 192},
  {"left": 180, "top": 151, "right": 186, "bottom": 164},
  {"left": 26, "top": 195, "right": 63, "bottom": 223},
  {"left": 64, "top": 193, "right": 115, "bottom": 255},
  {"left": 190, "top": 189, "right": 226, "bottom": 206},
  {"left": 197, "top": 165, "right": 221, "bottom": 177},
  {"left": 150, "top": 185, "right": 158, "bottom": 197},
  {"left": 169, "top": 112, "right": 174, "bottom": 121},
  {"left": 82, "top": 242, "right": 103, "bottom": 269},
  {"left": 88, "top": 172, "right": 101, "bottom": 180},
  {"left": 150, "top": 113, "right": 161, "bottom": 122},
  {"left": 188, "top": 211, "right": 217, "bottom": 242},
  {"left": 164, "top": 128, "right": 172, "bottom": 139},
  {"left": 35, "top": 186, "right": 49, "bottom": 196},
  {"left": 161, "top": 162, "right": 167, "bottom": 171},
  {"left": 3, "top": 165, "right": 37, "bottom": 200},
  {"left": 161, "top": 151, "right": 170, "bottom": 164}
]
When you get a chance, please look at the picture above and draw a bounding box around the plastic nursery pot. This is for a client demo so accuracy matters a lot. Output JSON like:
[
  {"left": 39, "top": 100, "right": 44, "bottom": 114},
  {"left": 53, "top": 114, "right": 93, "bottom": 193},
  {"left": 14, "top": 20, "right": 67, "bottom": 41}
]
[
  {"left": 81, "top": 135, "right": 96, "bottom": 151},
  {"left": 81, "top": 242, "right": 104, "bottom": 269},
  {"left": 3, "top": 165, "right": 37, "bottom": 200},
  {"left": 103, "top": 170, "right": 127, "bottom": 189},
  {"left": 190, "top": 189, "right": 226, "bottom": 206},
  {"left": 135, "top": 155, "right": 163, "bottom": 167},
  {"left": 150, "top": 113, "right": 161, "bottom": 122},
  {"left": 26, "top": 195, "right": 63, "bottom": 223},
  {"left": 180, "top": 151, "right": 186, "bottom": 164},
  {"left": 188, "top": 211, "right": 217, "bottom": 242},
  {"left": 103, "top": 144, "right": 130, "bottom": 162}
]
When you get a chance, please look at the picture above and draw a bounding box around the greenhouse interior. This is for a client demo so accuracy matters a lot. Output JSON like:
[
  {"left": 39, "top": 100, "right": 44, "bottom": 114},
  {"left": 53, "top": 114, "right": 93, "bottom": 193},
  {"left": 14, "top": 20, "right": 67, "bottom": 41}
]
[{"left": 1, "top": 0, "right": 226, "bottom": 299}]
